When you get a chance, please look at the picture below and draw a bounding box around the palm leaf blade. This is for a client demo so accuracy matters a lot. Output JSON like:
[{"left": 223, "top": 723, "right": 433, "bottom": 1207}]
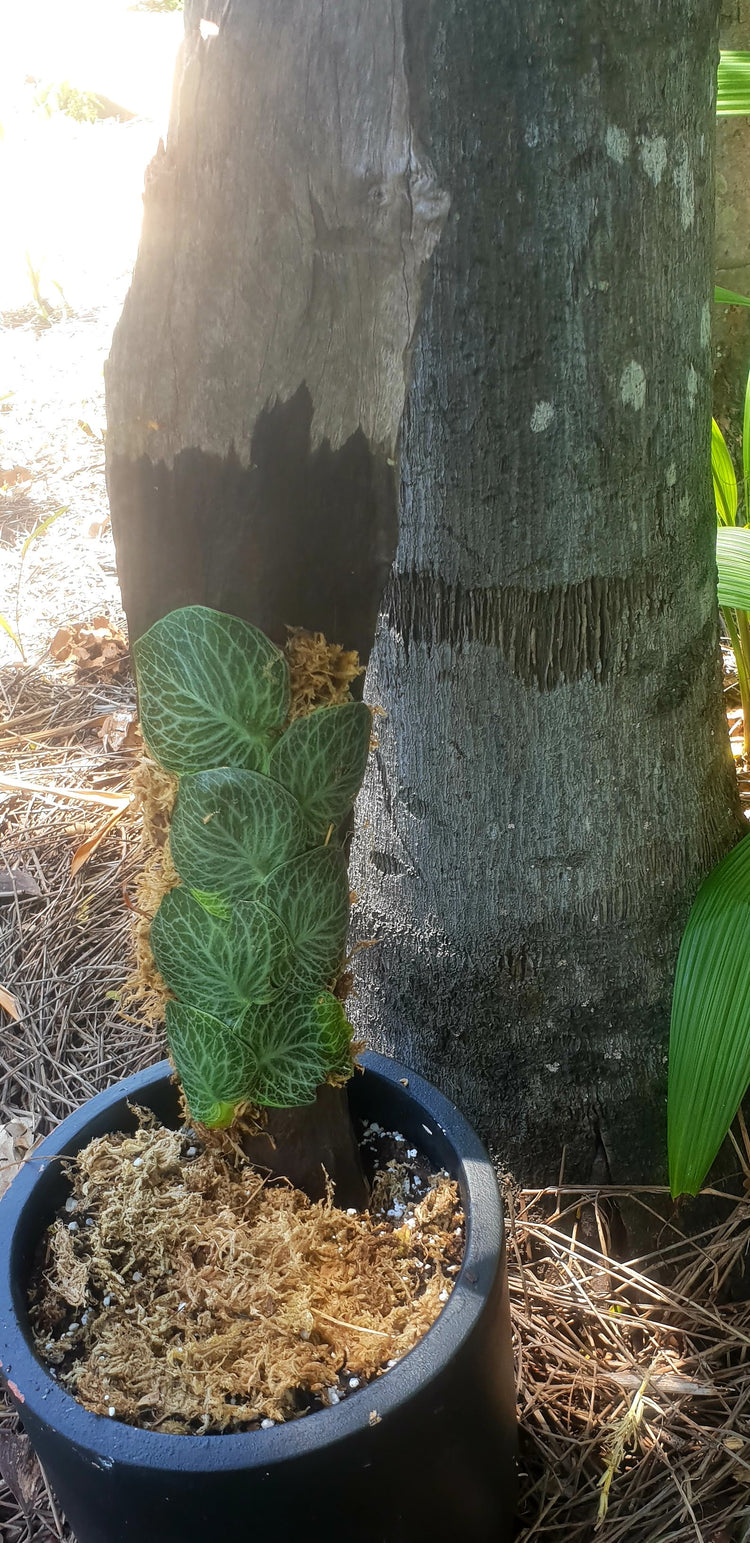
[
  {"left": 743, "top": 367, "right": 750, "bottom": 512},
  {"left": 715, "top": 286, "right": 750, "bottom": 307},
  {"left": 717, "top": 526, "right": 750, "bottom": 612},
  {"left": 717, "top": 51, "right": 750, "bottom": 114},
  {"left": 668, "top": 834, "right": 750, "bottom": 1196}
]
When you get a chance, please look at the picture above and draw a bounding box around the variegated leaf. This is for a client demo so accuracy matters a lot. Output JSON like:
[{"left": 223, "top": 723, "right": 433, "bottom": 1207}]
[
  {"left": 133, "top": 606, "right": 289, "bottom": 774},
  {"left": 169, "top": 768, "right": 315, "bottom": 899},
  {"left": 240, "top": 991, "right": 353, "bottom": 1107},
  {"left": 166, "top": 999, "right": 257, "bottom": 1128},
  {"left": 269, "top": 701, "right": 371, "bottom": 835},
  {"left": 150, "top": 887, "right": 292, "bottom": 1018},
  {"left": 262, "top": 846, "right": 350, "bottom": 987}
]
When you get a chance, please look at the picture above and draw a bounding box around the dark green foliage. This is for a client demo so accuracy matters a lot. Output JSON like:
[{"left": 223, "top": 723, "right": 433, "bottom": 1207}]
[
  {"left": 668, "top": 835, "right": 750, "bottom": 1196},
  {"left": 165, "top": 1000, "right": 258, "bottom": 1128},
  {"left": 262, "top": 847, "right": 351, "bottom": 987},
  {"left": 169, "top": 768, "right": 316, "bottom": 898},
  {"left": 150, "top": 889, "right": 292, "bottom": 1020},
  {"left": 133, "top": 606, "right": 289, "bottom": 774},
  {"left": 268, "top": 702, "right": 372, "bottom": 835},
  {"left": 134, "top": 606, "right": 370, "bottom": 1126}
]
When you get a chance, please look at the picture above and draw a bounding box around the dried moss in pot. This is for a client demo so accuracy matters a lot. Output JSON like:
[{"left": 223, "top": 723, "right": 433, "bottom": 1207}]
[
  {"left": 29, "top": 1109, "right": 464, "bottom": 1434},
  {"left": 27, "top": 605, "right": 474, "bottom": 1439}
]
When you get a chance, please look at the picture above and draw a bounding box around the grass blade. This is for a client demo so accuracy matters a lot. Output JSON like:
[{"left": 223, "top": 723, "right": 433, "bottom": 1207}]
[
  {"left": 0, "top": 613, "right": 23, "bottom": 657},
  {"left": 11, "top": 506, "right": 69, "bottom": 656},
  {"left": 19, "top": 507, "right": 68, "bottom": 562},
  {"left": 743, "top": 368, "right": 750, "bottom": 516},
  {"left": 668, "top": 834, "right": 750, "bottom": 1196},
  {"left": 715, "top": 285, "right": 750, "bottom": 307}
]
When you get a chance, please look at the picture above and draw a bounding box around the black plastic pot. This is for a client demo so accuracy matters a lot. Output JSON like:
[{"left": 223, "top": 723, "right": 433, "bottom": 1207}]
[{"left": 0, "top": 1051, "right": 517, "bottom": 1543}]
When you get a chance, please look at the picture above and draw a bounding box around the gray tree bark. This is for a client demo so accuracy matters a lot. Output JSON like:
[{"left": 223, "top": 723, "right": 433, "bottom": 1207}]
[{"left": 349, "top": 0, "right": 743, "bottom": 1185}]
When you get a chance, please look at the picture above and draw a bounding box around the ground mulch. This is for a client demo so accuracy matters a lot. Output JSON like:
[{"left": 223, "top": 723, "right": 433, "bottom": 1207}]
[
  {"left": 0, "top": 660, "right": 163, "bottom": 1540},
  {"left": 3, "top": 658, "right": 750, "bottom": 1541}
]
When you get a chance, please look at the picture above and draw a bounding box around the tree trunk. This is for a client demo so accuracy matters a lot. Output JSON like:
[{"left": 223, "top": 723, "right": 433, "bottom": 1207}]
[
  {"left": 349, "top": 0, "right": 743, "bottom": 1185},
  {"left": 105, "top": 0, "right": 448, "bottom": 662},
  {"left": 104, "top": 1, "right": 448, "bottom": 1201},
  {"left": 107, "top": 0, "right": 742, "bottom": 1190}
]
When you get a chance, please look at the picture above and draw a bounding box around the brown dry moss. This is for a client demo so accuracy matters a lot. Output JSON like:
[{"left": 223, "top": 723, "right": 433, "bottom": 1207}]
[
  {"left": 30, "top": 1113, "right": 463, "bottom": 1434},
  {"left": 131, "top": 754, "right": 179, "bottom": 849},
  {"left": 124, "top": 756, "right": 179, "bottom": 1022},
  {"left": 285, "top": 627, "right": 363, "bottom": 720}
]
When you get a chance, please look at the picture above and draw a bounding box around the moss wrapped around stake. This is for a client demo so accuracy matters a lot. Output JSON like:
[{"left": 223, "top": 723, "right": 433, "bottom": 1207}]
[{"left": 133, "top": 606, "right": 371, "bottom": 1127}]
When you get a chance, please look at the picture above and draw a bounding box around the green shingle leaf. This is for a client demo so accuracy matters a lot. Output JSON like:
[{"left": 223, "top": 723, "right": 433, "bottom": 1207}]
[
  {"left": 239, "top": 990, "right": 353, "bottom": 1107},
  {"left": 262, "top": 846, "right": 350, "bottom": 987},
  {"left": 169, "top": 767, "right": 315, "bottom": 899},
  {"left": 133, "top": 606, "right": 289, "bottom": 774},
  {"left": 151, "top": 887, "right": 292, "bottom": 1019},
  {"left": 269, "top": 702, "right": 371, "bottom": 835},
  {"left": 166, "top": 999, "right": 257, "bottom": 1128}
]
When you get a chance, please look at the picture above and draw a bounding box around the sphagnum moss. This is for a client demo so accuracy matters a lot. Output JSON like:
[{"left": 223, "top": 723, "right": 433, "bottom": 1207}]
[{"left": 31, "top": 1112, "right": 463, "bottom": 1433}]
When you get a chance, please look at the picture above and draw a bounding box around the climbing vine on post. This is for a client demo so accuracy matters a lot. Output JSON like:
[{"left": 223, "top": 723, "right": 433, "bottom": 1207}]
[{"left": 134, "top": 605, "right": 371, "bottom": 1128}]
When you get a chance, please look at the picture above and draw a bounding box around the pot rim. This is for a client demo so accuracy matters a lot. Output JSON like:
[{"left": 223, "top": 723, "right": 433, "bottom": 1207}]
[{"left": 0, "top": 1050, "right": 504, "bottom": 1473}]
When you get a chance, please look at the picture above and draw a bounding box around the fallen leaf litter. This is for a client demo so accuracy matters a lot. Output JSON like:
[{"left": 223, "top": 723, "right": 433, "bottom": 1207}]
[
  {"left": 49, "top": 618, "right": 129, "bottom": 679},
  {"left": 30, "top": 1108, "right": 464, "bottom": 1434}
]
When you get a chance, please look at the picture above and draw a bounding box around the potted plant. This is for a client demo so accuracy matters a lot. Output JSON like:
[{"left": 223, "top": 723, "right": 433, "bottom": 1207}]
[{"left": 0, "top": 606, "right": 517, "bottom": 1542}]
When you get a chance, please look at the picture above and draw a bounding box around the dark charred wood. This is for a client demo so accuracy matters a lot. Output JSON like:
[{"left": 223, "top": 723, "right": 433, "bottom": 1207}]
[
  {"left": 241, "top": 1085, "right": 369, "bottom": 1211},
  {"left": 106, "top": 391, "right": 397, "bottom": 660}
]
